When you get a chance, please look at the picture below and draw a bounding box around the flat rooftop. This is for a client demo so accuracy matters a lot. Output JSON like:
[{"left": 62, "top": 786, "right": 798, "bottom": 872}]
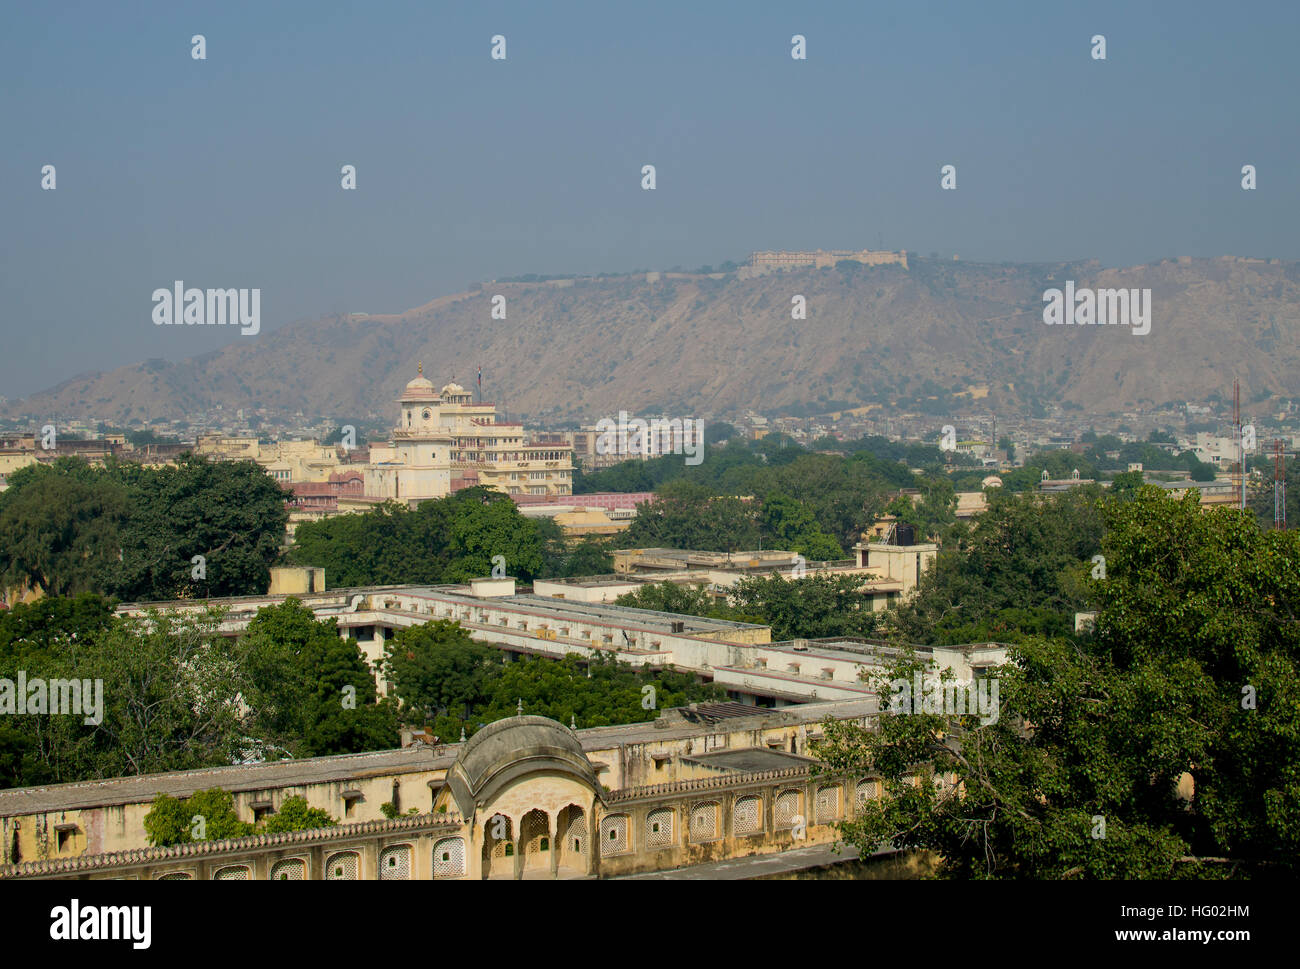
[
  {"left": 0, "top": 698, "right": 879, "bottom": 818},
  {"left": 618, "top": 548, "right": 801, "bottom": 568},
  {"left": 119, "top": 584, "right": 770, "bottom": 640}
]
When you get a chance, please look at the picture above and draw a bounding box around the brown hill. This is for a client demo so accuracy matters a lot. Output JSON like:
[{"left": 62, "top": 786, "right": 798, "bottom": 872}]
[{"left": 8, "top": 255, "right": 1299, "bottom": 424}]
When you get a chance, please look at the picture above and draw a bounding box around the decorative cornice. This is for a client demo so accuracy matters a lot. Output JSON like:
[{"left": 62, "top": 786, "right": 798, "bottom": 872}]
[{"left": 605, "top": 766, "right": 815, "bottom": 803}]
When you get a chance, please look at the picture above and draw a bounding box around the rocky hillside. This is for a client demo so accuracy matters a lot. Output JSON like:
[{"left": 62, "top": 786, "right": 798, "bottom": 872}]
[{"left": 8, "top": 255, "right": 1299, "bottom": 424}]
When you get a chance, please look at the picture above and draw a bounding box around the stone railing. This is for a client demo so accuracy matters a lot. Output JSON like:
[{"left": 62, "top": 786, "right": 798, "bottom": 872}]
[
  {"left": 0, "top": 811, "right": 464, "bottom": 879},
  {"left": 605, "top": 766, "right": 812, "bottom": 803}
]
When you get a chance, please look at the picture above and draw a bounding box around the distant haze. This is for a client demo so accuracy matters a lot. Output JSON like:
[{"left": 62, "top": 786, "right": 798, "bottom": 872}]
[
  {"left": 7, "top": 256, "right": 1297, "bottom": 424},
  {"left": 1, "top": 0, "right": 1296, "bottom": 398}
]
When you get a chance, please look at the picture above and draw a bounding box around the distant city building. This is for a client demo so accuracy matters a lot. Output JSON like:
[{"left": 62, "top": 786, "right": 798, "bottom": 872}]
[
  {"left": 0, "top": 432, "right": 185, "bottom": 476},
  {"left": 195, "top": 368, "right": 574, "bottom": 508},
  {"left": 365, "top": 367, "right": 573, "bottom": 502},
  {"left": 746, "top": 248, "right": 908, "bottom": 274},
  {"left": 566, "top": 419, "right": 703, "bottom": 471}
]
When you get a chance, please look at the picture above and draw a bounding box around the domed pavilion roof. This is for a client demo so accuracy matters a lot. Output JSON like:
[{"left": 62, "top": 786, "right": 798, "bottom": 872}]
[
  {"left": 400, "top": 363, "right": 439, "bottom": 401},
  {"left": 444, "top": 715, "right": 601, "bottom": 818}
]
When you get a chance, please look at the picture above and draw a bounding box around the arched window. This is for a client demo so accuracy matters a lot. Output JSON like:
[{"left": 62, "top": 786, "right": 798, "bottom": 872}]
[
  {"left": 690, "top": 801, "right": 719, "bottom": 842},
  {"left": 600, "top": 814, "right": 630, "bottom": 856},
  {"left": 270, "top": 858, "right": 306, "bottom": 881},
  {"left": 646, "top": 809, "right": 674, "bottom": 848},
  {"left": 325, "top": 851, "right": 359, "bottom": 880},
  {"left": 379, "top": 844, "right": 412, "bottom": 880},
  {"left": 733, "top": 795, "right": 762, "bottom": 836},
  {"left": 816, "top": 785, "right": 841, "bottom": 823},
  {"left": 855, "top": 779, "right": 880, "bottom": 809},
  {"left": 775, "top": 790, "right": 801, "bottom": 828},
  {"left": 433, "top": 838, "right": 466, "bottom": 878}
]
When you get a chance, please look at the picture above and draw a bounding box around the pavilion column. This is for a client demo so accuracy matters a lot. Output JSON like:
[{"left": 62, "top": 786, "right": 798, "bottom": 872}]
[{"left": 549, "top": 813, "right": 560, "bottom": 877}]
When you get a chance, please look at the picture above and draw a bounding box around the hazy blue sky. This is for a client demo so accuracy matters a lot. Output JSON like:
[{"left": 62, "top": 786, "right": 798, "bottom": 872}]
[{"left": 1, "top": 0, "right": 1296, "bottom": 396}]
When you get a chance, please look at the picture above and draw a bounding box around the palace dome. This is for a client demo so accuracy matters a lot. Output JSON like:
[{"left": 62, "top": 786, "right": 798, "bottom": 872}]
[
  {"left": 441, "top": 382, "right": 466, "bottom": 396},
  {"left": 444, "top": 715, "right": 601, "bottom": 817},
  {"left": 399, "top": 366, "right": 438, "bottom": 401}
]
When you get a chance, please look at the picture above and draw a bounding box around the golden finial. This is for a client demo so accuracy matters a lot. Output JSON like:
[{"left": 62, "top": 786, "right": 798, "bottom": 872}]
[{"left": 418, "top": 361, "right": 423, "bottom": 376}]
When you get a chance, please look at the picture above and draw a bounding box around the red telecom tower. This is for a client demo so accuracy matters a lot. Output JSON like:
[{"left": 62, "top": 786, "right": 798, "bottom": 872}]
[{"left": 1232, "top": 379, "right": 1247, "bottom": 510}]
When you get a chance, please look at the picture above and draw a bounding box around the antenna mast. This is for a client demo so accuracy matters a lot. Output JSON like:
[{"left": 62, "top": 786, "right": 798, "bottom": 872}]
[
  {"left": 1275, "top": 439, "right": 1287, "bottom": 530},
  {"left": 1233, "top": 379, "right": 1246, "bottom": 509}
]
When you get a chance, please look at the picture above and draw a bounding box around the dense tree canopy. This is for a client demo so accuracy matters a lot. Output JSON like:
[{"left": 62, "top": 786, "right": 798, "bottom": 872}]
[
  {"left": 0, "top": 456, "right": 288, "bottom": 602},
  {"left": 240, "top": 599, "right": 399, "bottom": 759},
  {"left": 288, "top": 486, "right": 550, "bottom": 587},
  {"left": 617, "top": 481, "right": 760, "bottom": 552},
  {"left": 0, "top": 596, "right": 398, "bottom": 790},
  {"left": 816, "top": 488, "right": 1300, "bottom": 878},
  {"left": 885, "top": 487, "right": 1104, "bottom": 645},
  {"left": 614, "top": 575, "right": 879, "bottom": 641},
  {"left": 0, "top": 603, "right": 248, "bottom": 785},
  {"left": 143, "top": 788, "right": 253, "bottom": 846},
  {"left": 383, "top": 620, "right": 722, "bottom": 741},
  {"left": 577, "top": 437, "right": 915, "bottom": 552},
  {"left": 729, "top": 574, "right": 881, "bottom": 640}
]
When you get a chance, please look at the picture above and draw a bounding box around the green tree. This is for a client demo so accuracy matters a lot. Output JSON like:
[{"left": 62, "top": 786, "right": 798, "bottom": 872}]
[
  {"left": 1108, "top": 470, "right": 1145, "bottom": 501},
  {"left": 109, "top": 455, "right": 288, "bottom": 601},
  {"left": 262, "top": 795, "right": 338, "bottom": 834},
  {"left": 760, "top": 494, "right": 844, "bottom": 560},
  {"left": 444, "top": 488, "right": 546, "bottom": 581},
  {"left": 143, "top": 788, "right": 254, "bottom": 846},
  {"left": 615, "top": 582, "right": 738, "bottom": 620},
  {"left": 704, "top": 422, "right": 738, "bottom": 445},
  {"left": 729, "top": 573, "right": 879, "bottom": 640},
  {"left": 383, "top": 621, "right": 502, "bottom": 726},
  {"left": 0, "top": 455, "right": 287, "bottom": 602},
  {"left": 887, "top": 488, "right": 1103, "bottom": 644},
  {"left": 0, "top": 463, "right": 129, "bottom": 598},
  {"left": 0, "top": 604, "right": 252, "bottom": 789},
  {"left": 558, "top": 537, "right": 615, "bottom": 577},
  {"left": 619, "top": 481, "right": 760, "bottom": 551},
  {"left": 92, "top": 610, "right": 250, "bottom": 777},
  {"left": 817, "top": 489, "right": 1300, "bottom": 878},
  {"left": 240, "top": 599, "right": 398, "bottom": 758},
  {"left": 472, "top": 653, "right": 724, "bottom": 733},
  {"left": 289, "top": 487, "right": 550, "bottom": 586}
]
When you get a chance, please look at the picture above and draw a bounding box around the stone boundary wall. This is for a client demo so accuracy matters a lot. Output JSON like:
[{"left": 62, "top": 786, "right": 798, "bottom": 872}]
[{"left": 0, "top": 811, "right": 464, "bottom": 879}]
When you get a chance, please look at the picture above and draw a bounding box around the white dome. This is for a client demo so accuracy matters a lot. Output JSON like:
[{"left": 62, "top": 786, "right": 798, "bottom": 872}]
[{"left": 399, "top": 367, "right": 439, "bottom": 401}]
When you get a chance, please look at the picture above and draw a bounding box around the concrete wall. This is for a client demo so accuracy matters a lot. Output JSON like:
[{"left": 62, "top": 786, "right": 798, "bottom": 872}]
[
  {"left": 268, "top": 567, "right": 326, "bottom": 595},
  {"left": 2, "top": 766, "right": 917, "bottom": 881}
]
